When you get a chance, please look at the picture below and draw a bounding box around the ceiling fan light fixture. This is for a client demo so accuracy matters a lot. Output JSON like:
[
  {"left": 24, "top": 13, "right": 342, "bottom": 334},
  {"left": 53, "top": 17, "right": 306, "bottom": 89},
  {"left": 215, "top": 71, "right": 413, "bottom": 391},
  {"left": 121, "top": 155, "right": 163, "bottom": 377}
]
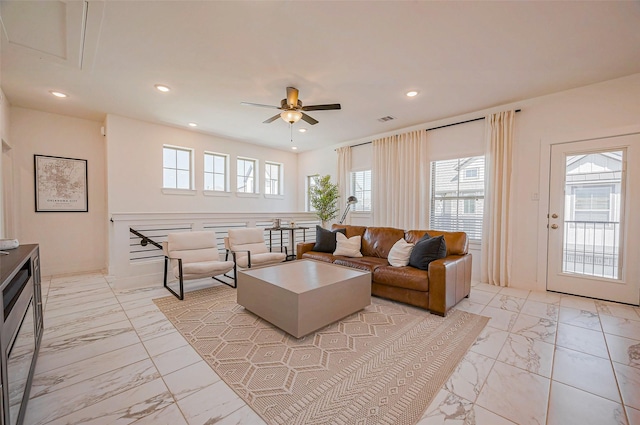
[{"left": 281, "top": 110, "right": 302, "bottom": 124}]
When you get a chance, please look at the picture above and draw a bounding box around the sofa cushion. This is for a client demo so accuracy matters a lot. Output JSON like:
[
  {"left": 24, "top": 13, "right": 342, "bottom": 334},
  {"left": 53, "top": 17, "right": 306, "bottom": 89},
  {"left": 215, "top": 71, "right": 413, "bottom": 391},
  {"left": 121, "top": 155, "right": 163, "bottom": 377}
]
[
  {"left": 333, "top": 256, "right": 388, "bottom": 273},
  {"left": 405, "top": 230, "right": 468, "bottom": 255},
  {"left": 301, "top": 251, "right": 337, "bottom": 263},
  {"left": 362, "top": 227, "right": 405, "bottom": 258},
  {"left": 312, "top": 226, "right": 346, "bottom": 253},
  {"left": 373, "top": 266, "right": 430, "bottom": 292},
  {"left": 388, "top": 238, "right": 415, "bottom": 267},
  {"left": 333, "top": 233, "right": 363, "bottom": 257},
  {"left": 409, "top": 235, "right": 447, "bottom": 270}
]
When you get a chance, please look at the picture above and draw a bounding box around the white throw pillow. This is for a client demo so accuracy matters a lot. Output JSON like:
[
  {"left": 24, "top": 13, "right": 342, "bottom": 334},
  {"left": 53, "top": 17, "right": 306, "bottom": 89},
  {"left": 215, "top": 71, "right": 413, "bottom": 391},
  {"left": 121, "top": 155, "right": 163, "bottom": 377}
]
[
  {"left": 387, "top": 238, "right": 415, "bottom": 267},
  {"left": 333, "top": 233, "right": 363, "bottom": 257}
]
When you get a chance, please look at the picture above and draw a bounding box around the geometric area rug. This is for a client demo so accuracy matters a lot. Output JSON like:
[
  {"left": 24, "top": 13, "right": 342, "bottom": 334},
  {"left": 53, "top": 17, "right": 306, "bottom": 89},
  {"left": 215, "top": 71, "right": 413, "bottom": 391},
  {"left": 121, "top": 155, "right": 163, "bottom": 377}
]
[{"left": 153, "top": 285, "right": 488, "bottom": 425}]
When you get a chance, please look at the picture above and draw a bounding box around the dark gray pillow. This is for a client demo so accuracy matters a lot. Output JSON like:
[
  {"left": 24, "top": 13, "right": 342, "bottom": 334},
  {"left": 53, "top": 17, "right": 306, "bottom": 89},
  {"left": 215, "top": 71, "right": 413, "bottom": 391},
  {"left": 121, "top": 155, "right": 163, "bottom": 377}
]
[
  {"left": 312, "top": 226, "right": 346, "bottom": 253},
  {"left": 408, "top": 235, "right": 447, "bottom": 270}
]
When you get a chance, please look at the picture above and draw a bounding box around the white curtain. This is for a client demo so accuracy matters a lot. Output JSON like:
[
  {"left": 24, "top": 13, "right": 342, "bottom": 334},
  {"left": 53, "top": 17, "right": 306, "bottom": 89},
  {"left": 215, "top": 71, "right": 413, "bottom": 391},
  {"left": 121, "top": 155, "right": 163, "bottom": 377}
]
[
  {"left": 481, "top": 110, "right": 515, "bottom": 287},
  {"left": 336, "top": 146, "right": 351, "bottom": 222},
  {"left": 372, "top": 130, "right": 428, "bottom": 229}
]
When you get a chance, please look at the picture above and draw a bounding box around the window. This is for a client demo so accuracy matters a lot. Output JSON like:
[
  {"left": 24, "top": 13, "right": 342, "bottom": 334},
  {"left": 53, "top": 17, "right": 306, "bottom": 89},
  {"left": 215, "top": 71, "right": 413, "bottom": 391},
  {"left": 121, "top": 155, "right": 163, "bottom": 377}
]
[
  {"left": 430, "top": 156, "right": 485, "bottom": 239},
  {"left": 351, "top": 170, "right": 372, "bottom": 212},
  {"left": 463, "top": 168, "right": 479, "bottom": 180},
  {"left": 573, "top": 185, "right": 613, "bottom": 222},
  {"left": 464, "top": 198, "right": 476, "bottom": 214},
  {"left": 163, "top": 146, "right": 192, "bottom": 189},
  {"left": 264, "top": 162, "right": 282, "bottom": 195},
  {"left": 306, "top": 175, "right": 318, "bottom": 211},
  {"left": 237, "top": 157, "right": 257, "bottom": 193},
  {"left": 204, "top": 152, "right": 228, "bottom": 191}
]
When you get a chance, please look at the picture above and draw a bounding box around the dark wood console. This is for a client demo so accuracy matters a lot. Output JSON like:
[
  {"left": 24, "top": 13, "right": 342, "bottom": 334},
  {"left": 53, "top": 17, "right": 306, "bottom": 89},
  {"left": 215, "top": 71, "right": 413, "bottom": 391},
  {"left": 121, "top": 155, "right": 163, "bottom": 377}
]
[{"left": 0, "top": 245, "right": 43, "bottom": 425}]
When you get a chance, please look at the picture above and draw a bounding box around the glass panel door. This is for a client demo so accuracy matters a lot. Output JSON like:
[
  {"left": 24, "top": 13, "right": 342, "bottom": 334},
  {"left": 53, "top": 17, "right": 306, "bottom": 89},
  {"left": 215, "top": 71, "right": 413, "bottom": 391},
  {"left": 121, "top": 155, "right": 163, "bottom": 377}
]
[{"left": 547, "top": 134, "right": 639, "bottom": 305}]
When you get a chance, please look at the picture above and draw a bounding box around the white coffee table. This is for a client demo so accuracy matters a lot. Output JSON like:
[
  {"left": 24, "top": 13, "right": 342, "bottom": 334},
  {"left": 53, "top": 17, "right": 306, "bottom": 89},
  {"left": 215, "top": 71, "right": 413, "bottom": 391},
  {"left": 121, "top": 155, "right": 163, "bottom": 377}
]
[{"left": 237, "top": 260, "right": 371, "bottom": 338}]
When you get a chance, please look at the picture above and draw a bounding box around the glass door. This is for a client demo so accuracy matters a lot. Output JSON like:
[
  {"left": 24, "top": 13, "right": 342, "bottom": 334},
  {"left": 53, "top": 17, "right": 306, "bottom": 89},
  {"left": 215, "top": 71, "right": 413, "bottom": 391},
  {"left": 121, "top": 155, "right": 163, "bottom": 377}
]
[{"left": 547, "top": 134, "right": 639, "bottom": 304}]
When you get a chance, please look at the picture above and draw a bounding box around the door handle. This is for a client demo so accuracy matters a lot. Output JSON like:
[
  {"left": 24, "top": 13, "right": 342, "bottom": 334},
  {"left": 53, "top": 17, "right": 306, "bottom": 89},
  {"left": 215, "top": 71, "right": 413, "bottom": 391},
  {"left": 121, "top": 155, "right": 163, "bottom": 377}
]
[{"left": 551, "top": 224, "right": 558, "bottom": 229}]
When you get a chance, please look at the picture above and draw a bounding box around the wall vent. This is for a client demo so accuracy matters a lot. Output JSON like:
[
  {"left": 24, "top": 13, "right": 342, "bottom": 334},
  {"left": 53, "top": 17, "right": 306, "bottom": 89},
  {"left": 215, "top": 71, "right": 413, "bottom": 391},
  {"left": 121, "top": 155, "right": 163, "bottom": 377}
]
[{"left": 377, "top": 116, "right": 396, "bottom": 122}]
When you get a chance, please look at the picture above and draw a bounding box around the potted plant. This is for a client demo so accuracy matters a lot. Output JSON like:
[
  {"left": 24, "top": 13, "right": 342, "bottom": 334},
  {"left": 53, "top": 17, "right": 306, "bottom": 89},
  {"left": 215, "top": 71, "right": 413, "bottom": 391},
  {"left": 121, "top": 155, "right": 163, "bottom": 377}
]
[{"left": 309, "top": 175, "right": 340, "bottom": 228}]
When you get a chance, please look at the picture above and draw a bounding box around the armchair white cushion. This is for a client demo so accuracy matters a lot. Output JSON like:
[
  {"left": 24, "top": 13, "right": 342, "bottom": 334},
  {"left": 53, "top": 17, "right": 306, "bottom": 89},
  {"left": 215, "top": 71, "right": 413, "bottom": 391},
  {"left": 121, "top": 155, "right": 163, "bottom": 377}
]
[
  {"left": 227, "top": 228, "right": 287, "bottom": 269},
  {"left": 163, "top": 231, "right": 235, "bottom": 299}
]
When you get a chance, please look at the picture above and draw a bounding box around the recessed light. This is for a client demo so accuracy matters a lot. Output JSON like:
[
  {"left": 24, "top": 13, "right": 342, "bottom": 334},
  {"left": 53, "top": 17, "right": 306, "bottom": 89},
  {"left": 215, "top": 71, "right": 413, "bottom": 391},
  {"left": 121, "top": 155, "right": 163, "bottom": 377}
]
[
  {"left": 298, "top": 128, "right": 307, "bottom": 133},
  {"left": 406, "top": 91, "right": 419, "bottom": 97},
  {"left": 50, "top": 91, "right": 68, "bottom": 98},
  {"left": 154, "top": 84, "right": 171, "bottom": 92},
  {"left": 188, "top": 122, "right": 198, "bottom": 127},
  {"left": 291, "top": 146, "right": 298, "bottom": 150}
]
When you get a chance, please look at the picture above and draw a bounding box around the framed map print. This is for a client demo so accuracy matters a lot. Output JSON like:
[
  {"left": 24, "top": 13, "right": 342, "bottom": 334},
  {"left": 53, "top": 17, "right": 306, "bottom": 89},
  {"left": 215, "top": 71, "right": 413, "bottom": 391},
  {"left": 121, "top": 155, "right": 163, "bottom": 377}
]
[{"left": 34, "top": 155, "right": 88, "bottom": 212}]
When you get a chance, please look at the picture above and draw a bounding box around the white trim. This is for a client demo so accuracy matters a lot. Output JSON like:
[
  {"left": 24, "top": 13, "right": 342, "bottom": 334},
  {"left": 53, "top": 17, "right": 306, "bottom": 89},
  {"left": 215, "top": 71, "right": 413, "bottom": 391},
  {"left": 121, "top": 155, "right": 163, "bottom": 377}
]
[
  {"left": 161, "top": 188, "right": 196, "bottom": 196},
  {"left": 235, "top": 191, "right": 260, "bottom": 198},
  {"left": 264, "top": 194, "right": 284, "bottom": 200},
  {"left": 203, "top": 190, "right": 231, "bottom": 197}
]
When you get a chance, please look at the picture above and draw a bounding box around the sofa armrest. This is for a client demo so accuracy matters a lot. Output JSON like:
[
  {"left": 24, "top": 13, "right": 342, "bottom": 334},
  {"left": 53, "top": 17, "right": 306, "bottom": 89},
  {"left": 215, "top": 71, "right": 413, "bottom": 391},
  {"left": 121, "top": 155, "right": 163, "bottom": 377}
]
[
  {"left": 296, "top": 242, "right": 316, "bottom": 259},
  {"left": 427, "top": 254, "right": 472, "bottom": 316}
]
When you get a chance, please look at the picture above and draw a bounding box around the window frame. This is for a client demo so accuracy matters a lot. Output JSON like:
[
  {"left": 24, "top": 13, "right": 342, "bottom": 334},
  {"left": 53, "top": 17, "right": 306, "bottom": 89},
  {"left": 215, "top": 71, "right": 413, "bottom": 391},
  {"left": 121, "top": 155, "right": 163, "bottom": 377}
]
[
  {"left": 264, "top": 161, "right": 283, "bottom": 196},
  {"left": 203, "top": 151, "right": 229, "bottom": 193},
  {"left": 236, "top": 156, "right": 258, "bottom": 194},
  {"left": 429, "top": 156, "right": 485, "bottom": 240},
  {"left": 350, "top": 169, "right": 372, "bottom": 212},
  {"left": 162, "top": 145, "right": 194, "bottom": 191},
  {"left": 306, "top": 174, "right": 319, "bottom": 212}
]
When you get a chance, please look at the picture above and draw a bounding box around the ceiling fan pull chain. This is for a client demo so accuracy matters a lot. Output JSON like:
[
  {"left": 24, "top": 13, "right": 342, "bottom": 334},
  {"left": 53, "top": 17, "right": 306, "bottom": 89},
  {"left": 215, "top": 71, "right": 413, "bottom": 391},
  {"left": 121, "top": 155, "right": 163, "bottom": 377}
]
[{"left": 290, "top": 122, "right": 293, "bottom": 143}]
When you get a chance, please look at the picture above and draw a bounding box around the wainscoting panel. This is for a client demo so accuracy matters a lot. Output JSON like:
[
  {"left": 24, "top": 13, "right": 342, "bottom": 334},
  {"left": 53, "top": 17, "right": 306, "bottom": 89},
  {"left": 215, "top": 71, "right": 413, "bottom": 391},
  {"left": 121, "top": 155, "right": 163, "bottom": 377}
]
[{"left": 109, "top": 212, "right": 320, "bottom": 288}]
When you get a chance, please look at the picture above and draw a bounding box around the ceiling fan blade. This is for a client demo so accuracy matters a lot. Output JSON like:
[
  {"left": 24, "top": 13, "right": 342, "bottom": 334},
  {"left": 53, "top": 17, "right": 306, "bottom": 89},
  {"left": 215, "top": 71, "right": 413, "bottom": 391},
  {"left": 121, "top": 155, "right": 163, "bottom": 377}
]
[
  {"left": 301, "top": 103, "right": 342, "bottom": 111},
  {"left": 263, "top": 114, "right": 281, "bottom": 124},
  {"left": 241, "top": 102, "right": 281, "bottom": 109},
  {"left": 286, "top": 87, "right": 299, "bottom": 108},
  {"left": 300, "top": 112, "right": 319, "bottom": 125}
]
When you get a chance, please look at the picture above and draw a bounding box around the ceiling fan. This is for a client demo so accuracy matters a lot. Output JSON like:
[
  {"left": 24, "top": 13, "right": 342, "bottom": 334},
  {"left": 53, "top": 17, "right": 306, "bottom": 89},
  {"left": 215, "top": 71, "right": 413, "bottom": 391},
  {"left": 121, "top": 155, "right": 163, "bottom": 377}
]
[{"left": 241, "top": 87, "right": 341, "bottom": 125}]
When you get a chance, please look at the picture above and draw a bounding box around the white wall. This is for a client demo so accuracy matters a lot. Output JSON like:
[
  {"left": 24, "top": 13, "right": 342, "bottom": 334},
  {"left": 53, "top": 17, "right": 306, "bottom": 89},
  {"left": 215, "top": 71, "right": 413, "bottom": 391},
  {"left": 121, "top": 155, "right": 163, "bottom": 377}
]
[
  {"left": 10, "top": 107, "right": 107, "bottom": 276},
  {"left": 0, "top": 88, "right": 9, "bottom": 238},
  {"left": 298, "top": 73, "right": 640, "bottom": 291},
  {"left": 105, "top": 114, "right": 299, "bottom": 214}
]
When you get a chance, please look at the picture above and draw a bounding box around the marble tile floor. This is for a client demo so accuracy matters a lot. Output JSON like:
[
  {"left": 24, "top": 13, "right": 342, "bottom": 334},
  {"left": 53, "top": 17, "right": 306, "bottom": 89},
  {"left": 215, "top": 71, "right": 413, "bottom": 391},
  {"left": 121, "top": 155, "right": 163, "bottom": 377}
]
[{"left": 23, "top": 273, "right": 640, "bottom": 425}]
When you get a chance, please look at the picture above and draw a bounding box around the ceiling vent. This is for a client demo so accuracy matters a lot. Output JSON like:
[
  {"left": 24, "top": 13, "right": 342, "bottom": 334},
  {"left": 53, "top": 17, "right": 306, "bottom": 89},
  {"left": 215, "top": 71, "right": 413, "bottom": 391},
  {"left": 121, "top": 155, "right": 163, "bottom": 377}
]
[{"left": 377, "top": 116, "right": 396, "bottom": 122}]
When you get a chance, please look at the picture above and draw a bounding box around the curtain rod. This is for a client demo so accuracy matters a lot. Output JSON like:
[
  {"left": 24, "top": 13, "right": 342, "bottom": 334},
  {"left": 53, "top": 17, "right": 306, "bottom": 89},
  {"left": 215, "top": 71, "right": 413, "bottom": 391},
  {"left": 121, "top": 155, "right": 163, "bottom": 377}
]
[{"left": 342, "top": 109, "right": 521, "bottom": 149}]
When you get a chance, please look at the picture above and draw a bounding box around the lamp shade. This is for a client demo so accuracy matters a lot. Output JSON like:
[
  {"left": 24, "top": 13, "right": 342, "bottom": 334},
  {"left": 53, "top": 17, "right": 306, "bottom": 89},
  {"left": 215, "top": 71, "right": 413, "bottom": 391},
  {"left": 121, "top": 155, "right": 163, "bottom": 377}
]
[
  {"left": 339, "top": 196, "right": 359, "bottom": 224},
  {"left": 281, "top": 110, "right": 303, "bottom": 123}
]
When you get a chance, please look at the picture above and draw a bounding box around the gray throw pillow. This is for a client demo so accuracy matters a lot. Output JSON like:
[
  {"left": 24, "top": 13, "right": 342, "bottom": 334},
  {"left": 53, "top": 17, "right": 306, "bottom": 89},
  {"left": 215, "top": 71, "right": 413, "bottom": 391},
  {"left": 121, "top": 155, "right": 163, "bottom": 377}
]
[
  {"left": 312, "top": 226, "right": 347, "bottom": 253},
  {"left": 408, "top": 234, "right": 447, "bottom": 270}
]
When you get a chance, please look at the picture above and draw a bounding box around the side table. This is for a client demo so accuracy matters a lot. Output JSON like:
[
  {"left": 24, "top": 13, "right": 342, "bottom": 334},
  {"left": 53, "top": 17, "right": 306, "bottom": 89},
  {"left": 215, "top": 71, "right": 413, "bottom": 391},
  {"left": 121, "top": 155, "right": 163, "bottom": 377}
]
[{"left": 265, "top": 226, "right": 309, "bottom": 260}]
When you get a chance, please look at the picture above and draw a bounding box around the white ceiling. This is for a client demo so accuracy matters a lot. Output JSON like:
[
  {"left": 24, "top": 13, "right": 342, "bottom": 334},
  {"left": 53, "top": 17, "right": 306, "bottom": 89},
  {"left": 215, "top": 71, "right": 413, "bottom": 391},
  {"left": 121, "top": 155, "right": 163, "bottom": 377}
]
[{"left": 2, "top": 1, "right": 640, "bottom": 152}]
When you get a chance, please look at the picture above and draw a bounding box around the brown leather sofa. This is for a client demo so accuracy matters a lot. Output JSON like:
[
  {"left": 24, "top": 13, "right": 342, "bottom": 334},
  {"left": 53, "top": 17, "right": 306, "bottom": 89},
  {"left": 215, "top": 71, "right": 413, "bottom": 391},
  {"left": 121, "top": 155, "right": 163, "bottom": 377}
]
[{"left": 296, "top": 224, "right": 471, "bottom": 316}]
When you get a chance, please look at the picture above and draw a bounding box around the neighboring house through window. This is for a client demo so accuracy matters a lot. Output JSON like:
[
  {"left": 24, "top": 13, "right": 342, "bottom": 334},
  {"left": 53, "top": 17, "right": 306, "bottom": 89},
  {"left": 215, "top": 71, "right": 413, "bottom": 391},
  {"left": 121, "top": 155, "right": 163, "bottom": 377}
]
[
  {"left": 264, "top": 162, "right": 282, "bottom": 195},
  {"left": 204, "top": 152, "right": 228, "bottom": 191},
  {"left": 351, "top": 170, "right": 372, "bottom": 212},
  {"left": 430, "top": 156, "right": 485, "bottom": 239},
  {"left": 163, "top": 145, "right": 192, "bottom": 189},
  {"left": 237, "top": 157, "right": 257, "bottom": 193}
]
